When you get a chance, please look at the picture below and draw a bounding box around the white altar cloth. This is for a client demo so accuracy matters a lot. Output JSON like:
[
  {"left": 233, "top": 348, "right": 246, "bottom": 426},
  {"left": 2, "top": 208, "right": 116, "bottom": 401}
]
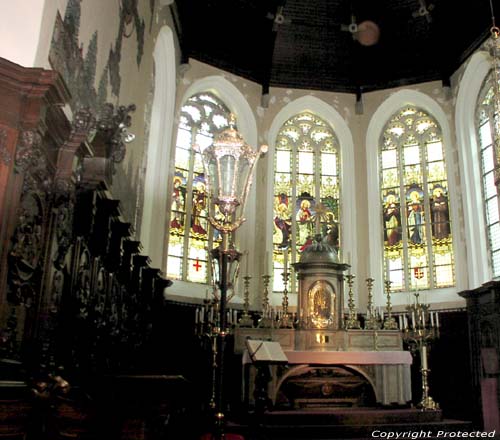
[{"left": 284, "top": 350, "right": 412, "bottom": 365}]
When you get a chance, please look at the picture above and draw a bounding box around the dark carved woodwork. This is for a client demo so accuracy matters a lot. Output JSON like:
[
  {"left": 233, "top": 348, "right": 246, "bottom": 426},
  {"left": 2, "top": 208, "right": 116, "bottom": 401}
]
[
  {"left": 106, "top": 219, "right": 131, "bottom": 272},
  {"left": 0, "top": 58, "right": 180, "bottom": 438},
  {"left": 95, "top": 103, "right": 136, "bottom": 163},
  {"left": 0, "top": 128, "right": 11, "bottom": 165},
  {"left": 120, "top": 239, "right": 141, "bottom": 283},
  {"left": 459, "top": 282, "right": 500, "bottom": 431},
  {"left": 0, "top": 58, "right": 69, "bottom": 311},
  {"left": 90, "top": 198, "right": 120, "bottom": 257},
  {"left": 81, "top": 103, "right": 136, "bottom": 188}
]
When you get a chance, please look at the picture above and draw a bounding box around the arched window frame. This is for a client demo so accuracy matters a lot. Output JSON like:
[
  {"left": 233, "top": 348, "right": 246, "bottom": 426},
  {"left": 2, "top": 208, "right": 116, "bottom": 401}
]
[
  {"left": 141, "top": 26, "right": 176, "bottom": 268},
  {"left": 456, "top": 51, "right": 495, "bottom": 287},
  {"left": 267, "top": 96, "right": 356, "bottom": 306},
  {"left": 367, "top": 90, "right": 464, "bottom": 307},
  {"left": 164, "top": 76, "right": 258, "bottom": 300}
]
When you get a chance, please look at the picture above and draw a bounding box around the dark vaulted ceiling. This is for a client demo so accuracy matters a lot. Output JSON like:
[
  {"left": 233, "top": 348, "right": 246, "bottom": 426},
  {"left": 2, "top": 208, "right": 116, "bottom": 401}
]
[{"left": 172, "top": 0, "right": 498, "bottom": 95}]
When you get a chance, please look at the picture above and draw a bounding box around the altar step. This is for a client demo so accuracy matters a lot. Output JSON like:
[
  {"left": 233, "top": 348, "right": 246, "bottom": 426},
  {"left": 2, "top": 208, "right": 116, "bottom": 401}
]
[{"left": 227, "top": 408, "right": 476, "bottom": 440}]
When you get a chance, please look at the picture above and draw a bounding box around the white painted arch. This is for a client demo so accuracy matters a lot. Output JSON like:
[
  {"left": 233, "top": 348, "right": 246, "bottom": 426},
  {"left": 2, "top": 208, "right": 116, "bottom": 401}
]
[
  {"left": 140, "top": 26, "right": 177, "bottom": 268},
  {"left": 455, "top": 50, "right": 492, "bottom": 288}
]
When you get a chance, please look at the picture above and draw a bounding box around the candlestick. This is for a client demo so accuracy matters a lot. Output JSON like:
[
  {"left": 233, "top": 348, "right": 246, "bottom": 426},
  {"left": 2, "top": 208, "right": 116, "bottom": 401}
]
[
  {"left": 238, "top": 275, "right": 254, "bottom": 328},
  {"left": 345, "top": 274, "right": 360, "bottom": 329},
  {"left": 402, "top": 291, "right": 439, "bottom": 410},
  {"left": 364, "top": 277, "right": 379, "bottom": 330},
  {"left": 278, "top": 258, "right": 292, "bottom": 328},
  {"left": 258, "top": 274, "right": 273, "bottom": 328},
  {"left": 383, "top": 280, "right": 398, "bottom": 330}
]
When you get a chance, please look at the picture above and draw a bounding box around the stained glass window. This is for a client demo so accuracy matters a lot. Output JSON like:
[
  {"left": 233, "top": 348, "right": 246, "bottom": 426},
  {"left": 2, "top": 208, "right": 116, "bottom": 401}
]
[
  {"left": 166, "top": 93, "right": 231, "bottom": 283},
  {"left": 477, "top": 73, "right": 500, "bottom": 277},
  {"left": 380, "top": 106, "right": 455, "bottom": 292},
  {"left": 272, "top": 112, "right": 340, "bottom": 292}
]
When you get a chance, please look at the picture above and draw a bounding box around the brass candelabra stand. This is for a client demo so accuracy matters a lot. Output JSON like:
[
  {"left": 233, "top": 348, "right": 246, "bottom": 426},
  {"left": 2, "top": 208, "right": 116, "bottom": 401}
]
[
  {"left": 402, "top": 292, "right": 440, "bottom": 411},
  {"left": 383, "top": 280, "right": 398, "bottom": 330},
  {"left": 278, "top": 269, "right": 292, "bottom": 328},
  {"left": 258, "top": 274, "right": 273, "bottom": 328},
  {"left": 345, "top": 274, "right": 360, "bottom": 329},
  {"left": 195, "top": 299, "right": 221, "bottom": 410},
  {"left": 238, "top": 275, "right": 254, "bottom": 327},
  {"left": 364, "top": 277, "right": 380, "bottom": 330}
]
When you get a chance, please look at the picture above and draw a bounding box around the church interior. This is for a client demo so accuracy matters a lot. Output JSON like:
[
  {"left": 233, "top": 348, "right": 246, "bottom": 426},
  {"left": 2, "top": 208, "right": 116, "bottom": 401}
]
[{"left": 1, "top": 0, "right": 500, "bottom": 439}]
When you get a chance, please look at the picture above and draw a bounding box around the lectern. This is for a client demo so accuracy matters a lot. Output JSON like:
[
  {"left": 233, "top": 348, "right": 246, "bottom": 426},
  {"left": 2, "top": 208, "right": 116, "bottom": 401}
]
[{"left": 245, "top": 339, "right": 288, "bottom": 414}]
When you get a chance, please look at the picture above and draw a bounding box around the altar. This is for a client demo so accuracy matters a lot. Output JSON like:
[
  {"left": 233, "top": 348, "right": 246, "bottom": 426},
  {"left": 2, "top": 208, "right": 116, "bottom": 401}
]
[
  {"left": 235, "top": 328, "right": 412, "bottom": 408},
  {"left": 233, "top": 236, "right": 412, "bottom": 410}
]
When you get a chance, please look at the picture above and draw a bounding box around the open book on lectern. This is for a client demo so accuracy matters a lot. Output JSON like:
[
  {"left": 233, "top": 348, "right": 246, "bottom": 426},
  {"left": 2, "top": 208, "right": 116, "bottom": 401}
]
[{"left": 245, "top": 339, "right": 288, "bottom": 364}]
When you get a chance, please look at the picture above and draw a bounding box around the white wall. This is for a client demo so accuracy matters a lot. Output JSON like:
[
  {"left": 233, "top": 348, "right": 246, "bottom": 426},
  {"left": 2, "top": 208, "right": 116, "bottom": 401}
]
[{"left": 0, "top": 0, "right": 47, "bottom": 67}]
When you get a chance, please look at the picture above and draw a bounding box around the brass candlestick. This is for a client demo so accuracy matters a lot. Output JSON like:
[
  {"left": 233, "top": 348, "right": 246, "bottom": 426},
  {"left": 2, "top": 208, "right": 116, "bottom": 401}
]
[
  {"left": 258, "top": 274, "right": 273, "bottom": 328},
  {"left": 383, "top": 280, "right": 398, "bottom": 330},
  {"left": 364, "top": 277, "right": 380, "bottom": 330},
  {"left": 403, "top": 292, "right": 440, "bottom": 410},
  {"left": 238, "top": 275, "right": 254, "bottom": 327},
  {"left": 278, "top": 269, "right": 292, "bottom": 328},
  {"left": 345, "top": 274, "right": 360, "bottom": 329}
]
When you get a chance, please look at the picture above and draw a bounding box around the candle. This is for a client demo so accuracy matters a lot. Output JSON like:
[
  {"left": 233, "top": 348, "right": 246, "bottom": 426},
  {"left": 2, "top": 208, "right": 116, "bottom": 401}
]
[
  {"left": 421, "top": 344, "right": 428, "bottom": 370},
  {"left": 234, "top": 309, "right": 238, "bottom": 324},
  {"left": 411, "top": 311, "right": 416, "bottom": 329},
  {"left": 265, "top": 251, "right": 270, "bottom": 273},
  {"left": 398, "top": 314, "right": 403, "bottom": 329},
  {"left": 195, "top": 308, "right": 199, "bottom": 324},
  {"left": 283, "top": 248, "right": 288, "bottom": 273},
  {"left": 435, "top": 311, "right": 440, "bottom": 328},
  {"left": 245, "top": 250, "right": 249, "bottom": 275},
  {"left": 430, "top": 311, "right": 434, "bottom": 327}
]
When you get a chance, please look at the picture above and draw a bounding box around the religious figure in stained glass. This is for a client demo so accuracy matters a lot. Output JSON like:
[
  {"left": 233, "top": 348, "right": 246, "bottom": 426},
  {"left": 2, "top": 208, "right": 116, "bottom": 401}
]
[
  {"left": 272, "top": 112, "right": 341, "bottom": 292},
  {"left": 274, "top": 193, "right": 292, "bottom": 249},
  {"left": 167, "top": 92, "right": 232, "bottom": 283},
  {"left": 296, "top": 196, "right": 314, "bottom": 247},
  {"left": 383, "top": 192, "right": 401, "bottom": 246},
  {"left": 191, "top": 178, "right": 207, "bottom": 237},
  {"left": 430, "top": 184, "right": 450, "bottom": 239},
  {"left": 323, "top": 212, "right": 339, "bottom": 249},
  {"left": 407, "top": 187, "right": 424, "bottom": 244},
  {"left": 379, "top": 106, "right": 454, "bottom": 291},
  {"left": 170, "top": 174, "right": 185, "bottom": 232}
]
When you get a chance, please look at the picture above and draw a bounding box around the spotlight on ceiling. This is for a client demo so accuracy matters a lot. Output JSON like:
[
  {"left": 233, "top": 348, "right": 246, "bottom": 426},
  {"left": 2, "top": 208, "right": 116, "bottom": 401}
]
[
  {"left": 341, "top": 17, "right": 380, "bottom": 46},
  {"left": 355, "top": 20, "right": 381, "bottom": 46}
]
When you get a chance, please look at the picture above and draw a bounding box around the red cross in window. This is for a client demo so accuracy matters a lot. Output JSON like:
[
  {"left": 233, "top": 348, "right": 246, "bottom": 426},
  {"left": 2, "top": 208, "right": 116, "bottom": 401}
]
[
  {"left": 193, "top": 260, "right": 202, "bottom": 272},
  {"left": 413, "top": 266, "right": 424, "bottom": 280}
]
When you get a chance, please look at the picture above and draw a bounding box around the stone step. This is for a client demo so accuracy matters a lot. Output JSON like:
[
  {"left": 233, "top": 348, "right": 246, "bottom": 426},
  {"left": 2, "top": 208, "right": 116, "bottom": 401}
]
[
  {"left": 225, "top": 408, "right": 480, "bottom": 440},
  {"left": 258, "top": 420, "right": 474, "bottom": 439},
  {"left": 261, "top": 408, "right": 445, "bottom": 426}
]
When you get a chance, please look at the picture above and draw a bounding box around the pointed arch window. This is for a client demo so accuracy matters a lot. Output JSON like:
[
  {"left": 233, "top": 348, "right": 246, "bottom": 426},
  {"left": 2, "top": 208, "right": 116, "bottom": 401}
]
[
  {"left": 272, "top": 112, "right": 341, "bottom": 292},
  {"left": 380, "top": 106, "right": 455, "bottom": 291},
  {"left": 476, "top": 73, "right": 500, "bottom": 277},
  {"left": 166, "top": 92, "right": 231, "bottom": 283}
]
